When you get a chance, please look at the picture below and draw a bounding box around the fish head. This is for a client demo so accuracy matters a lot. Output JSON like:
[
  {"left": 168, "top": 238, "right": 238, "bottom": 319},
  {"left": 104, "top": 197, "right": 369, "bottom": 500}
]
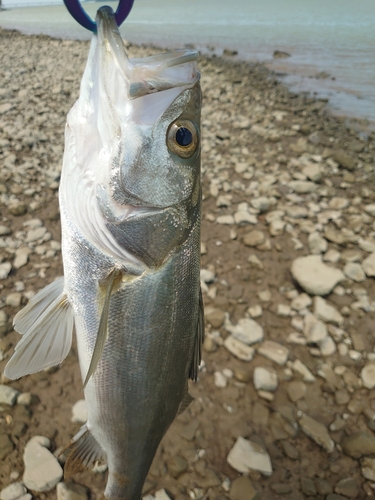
[{"left": 63, "top": 6, "right": 201, "bottom": 268}]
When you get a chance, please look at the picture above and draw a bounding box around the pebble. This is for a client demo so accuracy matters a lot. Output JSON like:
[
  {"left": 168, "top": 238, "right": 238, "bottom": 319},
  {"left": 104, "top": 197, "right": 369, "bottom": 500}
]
[
  {"left": 227, "top": 436, "right": 272, "bottom": 476},
  {"left": 0, "top": 483, "right": 26, "bottom": 500},
  {"left": 200, "top": 269, "right": 215, "bottom": 284},
  {"left": 71, "top": 400, "right": 87, "bottom": 423},
  {"left": 290, "top": 293, "right": 312, "bottom": 311},
  {"left": 306, "top": 320, "right": 327, "bottom": 344},
  {"left": 224, "top": 315, "right": 264, "bottom": 345},
  {"left": 214, "top": 371, "right": 227, "bottom": 388},
  {"left": 287, "top": 381, "right": 306, "bottom": 402},
  {"left": 253, "top": 367, "right": 278, "bottom": 392},
  {"left": 258, "top": 340, "right": 289, "bottom": 366},
  {"left": 341, "top": 431, "right": 375, "bottom": 458},
  {"left": 308, "top": 232, "right": 328, "bottom": 254},
  {"left": 360, "top": 364, "right": 375, "bottom": 389},
  {"left": 224, "top": 336, "right": 254, "bottom": 361},
  {"left": 13, "top": 248, "right": 32, "bottom": 270},
  {"left": 216, "top": 215, "right": 235, "bottom": 225},
  {"left": 344, "top": 262, "right": 366, "bottom": 282},
  {"left": 56, "top": 483, "right": 89, "bottom": 500},
  {"left": 229, "top": 476, "right": 261, "bottom": 500},
  {"left": 26, "top": 227, "right": 47, "bottom": 243},
  {"left": 0, "top": 262, "right": 12, "bottom": 280},
  {"left": 205, "top": 308, "right": 225, "bottom": 328},
  {"left": 291, "top": 255, "right": 345, "bottom": 296},
  {"left": 248, "top": 305, "right": 262, "bottom": 318},
  {"left": 154, "top": 490, "right": 171, "bottom": 500},
  {"left": 0, "top": 385, "right": 20, "bottom": 406},
  {"left": 17, "top": 393, "right": 33, "bottom": 406},
  {"left": 361, "top": 457, "right": 375, "bottom": 481},
  {"left": 8, "top": 201, "right": 27, "bottom": 216},
  {"left": 23, "top": 436, "right": 63, "bottom": 492},
  {"left": 298, "top": 413, "right": 335, "bottom": 453},
  {"left": 6, "top": 293, "right": 22, "bottom": 308},
  {"left": 292, "top": 359, "right": 315, "bottom": 382},
  {"left": 362, "top": 252, "right": 375, "bottom": 277},
  {"left": 243, "top": 230, "right": 265, "bottom": 247}
]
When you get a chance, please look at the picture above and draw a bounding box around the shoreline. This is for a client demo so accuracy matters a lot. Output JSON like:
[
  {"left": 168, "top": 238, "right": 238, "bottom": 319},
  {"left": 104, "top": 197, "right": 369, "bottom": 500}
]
[{"left": 0, "top": 3, "right": 375, "bottom": 129}]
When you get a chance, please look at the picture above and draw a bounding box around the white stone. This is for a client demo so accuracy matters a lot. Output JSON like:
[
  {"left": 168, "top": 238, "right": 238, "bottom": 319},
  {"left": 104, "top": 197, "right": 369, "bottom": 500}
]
[
  {"left": 253, "top": 367, "right": 278, "bottom": 392},
  {"left": 0, "top": 262, "right": 12, "bottom": 280},
  {"left": 56, "top": 482, "right": 89, "bottom": 500},
  {"left": 214, "top": 371, "right": 227, "bottom": 388},
  {"left": 227, "top": 437, "right": 272, "bottom": 476},
  {"left": 306, "top": 320, "right": 327, "bottom": 344},
  {"left": 361, "top": 364, "right": 375, "bottom": 389},
  {"left": 200, "top": 269, "right": 215, "bottom": 284},
  {"left": 224, "top": 336, "right": 254, "bottom": 361},
  {"left": 71, "top": 400, "right": 87, "bottom": 423},
  {"left": 308, "top": 232, "right": 328, "bottom": 254},
  {"left": 362, "top": 253, "right": 375, "bottom": 277},
  {"left": 323, "top": 249, "right": 341, "bottom": 263},
  {"left": 361, "top": 458, "right": 375, "bottom": 481},
  {"left": 344, "top": 262, "right": 366, "bottom": 282},
  {"left": 291, "top": 293, "right": 312, "bottom": 311},
  {"left": 17, "top": 393, "right": 33, "bottom": 406},
  {"left": 13, "top": 247, "right": 32, "bottom": 270},
  {"left": 258, "top": 341, "right": 289, "bottom": 366},
  {"left": 287, "top": 332, "right": 307, "bottom": 345},
  {"left": 224, "top": 315, "right": 264, "bottom": 345},
  {"left": 277, "top": 304, "right": 291, "bottom": 317},
  {"left": 234, "top": 211, "right": 257, "bottom": 225},
  {"left": 251, "top": 197, "right": 270, "bottom": 213},
  {"left": 291, "top": 255, "right": 344, "bottom": 296},
  {"left": 358, "top": 238, "right": 375, "bottom": 253},
  {"left": 6, "top": 293, "right": 22, "bottom": 308},
  {"left": 248, "top": 305, "right": 262, "bottom": 318},
  {"left": 26, "top": 227, "right": 47, "bottom": 243},
  {"left": 216, "top": 215, "right": 235, "bottom": 225},
  {"left": 0, "top": 483, "right": 26, "bottom": 500},
  {"left": 314, "top": 297, "right": 344, "bottom": 326},
  {"left": 23, "top": 436, "right": 63, "bottom": 492},
  {"left": 0, "top": 385, "right": 20, "bottom": 406},
  {"left": 319, "top": 336, "right": 336, "bottom": 356},
  {"left": 269, "top": 219, "right": 285, "bottom": 236},
  {"left": 154, "top": 490, "right": 172, "bottom": 500},
  {"left": 292, "top": 359, "right": 315, "bottom": 382}
]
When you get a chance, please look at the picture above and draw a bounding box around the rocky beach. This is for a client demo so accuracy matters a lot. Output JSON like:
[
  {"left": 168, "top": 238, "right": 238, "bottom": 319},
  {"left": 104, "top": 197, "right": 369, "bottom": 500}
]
[{"left": 1, "top": 26, "right": 375, "bottom": 500}]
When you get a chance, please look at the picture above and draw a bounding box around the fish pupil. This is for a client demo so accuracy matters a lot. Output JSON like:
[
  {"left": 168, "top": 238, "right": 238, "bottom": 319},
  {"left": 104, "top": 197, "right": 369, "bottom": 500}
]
[{"left": 176, "top": 127, "right": 193, "bottom": 147}]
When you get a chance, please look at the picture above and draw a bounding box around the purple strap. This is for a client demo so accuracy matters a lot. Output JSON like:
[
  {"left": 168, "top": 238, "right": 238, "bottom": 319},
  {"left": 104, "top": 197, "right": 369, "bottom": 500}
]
[{"left": 63, "top": 0, "right": 134, "bottom": 32}]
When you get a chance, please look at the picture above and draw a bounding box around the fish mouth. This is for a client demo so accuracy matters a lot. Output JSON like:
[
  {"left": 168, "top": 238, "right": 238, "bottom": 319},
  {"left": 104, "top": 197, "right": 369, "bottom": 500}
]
[{"left": 96, "top": 6, "right": 200, "bottom": 99}]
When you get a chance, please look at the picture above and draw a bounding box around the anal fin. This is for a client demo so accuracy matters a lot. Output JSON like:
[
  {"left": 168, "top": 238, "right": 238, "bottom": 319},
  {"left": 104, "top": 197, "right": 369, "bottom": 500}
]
[
  {"left": 4, "top": 277, "right": 74, "bottom": 380},
  {"left": 64, "top": 424, "right": 106, "bottom": 478}
]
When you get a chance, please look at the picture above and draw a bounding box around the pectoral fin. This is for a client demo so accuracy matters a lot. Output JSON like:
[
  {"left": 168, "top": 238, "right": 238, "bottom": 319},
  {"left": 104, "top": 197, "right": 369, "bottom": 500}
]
[
  {"left": 83, "top": 269, "right": 119, "bottom": 388},
  {"left": 64, "top": 424, "right": 106, "bottom": 477},
  {"left": 4, "top": 277, "right": 74, "bottom": 380},
  {"left": 189, "top": 287, "right": 205, "bottom": 381}
]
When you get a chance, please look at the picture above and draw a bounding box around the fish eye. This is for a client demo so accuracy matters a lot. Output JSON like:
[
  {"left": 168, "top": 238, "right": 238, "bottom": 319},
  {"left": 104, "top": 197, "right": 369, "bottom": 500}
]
[{"left": 167, "top": 120, "right": 199, "bottom": 158}]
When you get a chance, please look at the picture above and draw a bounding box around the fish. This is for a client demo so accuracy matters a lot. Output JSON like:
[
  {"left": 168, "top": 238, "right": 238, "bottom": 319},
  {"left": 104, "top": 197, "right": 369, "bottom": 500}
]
[{"left": 5, "top": 6, "right": 203, "bottom": 499}]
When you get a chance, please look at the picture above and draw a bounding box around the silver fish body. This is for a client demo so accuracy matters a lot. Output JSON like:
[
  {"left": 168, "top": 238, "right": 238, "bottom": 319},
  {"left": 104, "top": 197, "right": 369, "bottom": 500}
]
[{"left": 5, "top": 7, "right": 203, "bottom": 500}]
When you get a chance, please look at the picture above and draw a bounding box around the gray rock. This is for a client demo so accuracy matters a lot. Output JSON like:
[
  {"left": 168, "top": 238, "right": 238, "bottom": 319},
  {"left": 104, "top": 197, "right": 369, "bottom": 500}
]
[
  {"left": 224, "top": 315, "right": 264, "bottom": 345},
  {"left": 344, "top": 262, "right": 365, "bottom": 282},
  {"left": 227, "top": 436, "right": 272, "bottom": 476},
  {"left": 216, "top": 215, "right": 235, "bottom": 225},
  {"left": 0, "top": 262, "right": 12, "bottom": 280},
  {"left": 253, "top": 367, "right": 278, "bottom": 392},
  {"left": 358, "top": 238, "right": 375, "bottom": 253},
  {"left": 234, "top": 211, "right": 258, "bottom": 225},
  {"left": 258, "top": 340, "right": 289, "bottom": 365},
  {"left": 303, "top": 163, "right": 322, "bottom": 182},
  {"left": 298, "top": 413, "right": 335, "bottom": 453},
  {"left": 26, "top": 227, "right": 47, "bottom": 243},
  {"left": 56, "top": 482, "right": 88, "bottom": 500},
  {"left": 200, "top": 269, "right": 215, "bottom": 284},
  {"left": 290, "top": 293, "right": 312, "bottom": 311},
  {"left": 0, "top": 385, "right": 20, "bottom": 406},
  {"left": 332, "top": 150, "right": 355, "bottom": 170},
  {"left": 306, "top": 320, "right": 327, "bottom": 344},
  {"left": 361, "top": 364, "right": 375, "bottom": 389},
  {"left": 341, "top": 431, "right": 375, "bottom": 458},
  {"left": 362, "top": 252, "right": 375, "bottom": 277},
  {"left": 214, "top": 371, "right": 227, "bottom": 388},
  {"left": 224, "top": 336, "right": 254, "bottom": 361},
  {"left": 269, "top": 219, "right": 285, "bottom": 236},
  {"left": 13, "top": 248, "right": 32, "bottom": 270},
  {"left": 292, "top": 359, "right": 315, "bottom": 382},
  {"left": 8, "top": 201, "right": 27, "bottom": 216},
  {"left": 287, "top": 381, "right": 306, "bottom": 402},
  {"left": 243, "top": 230, "right": 265, "bottom": 247},
  {"left": 250, "top": 197, "right": 270, "bottom": 213},
  {"left": 0, "top": 483, "right": 26, "bottom": 500},
  {"left": 334, "top": 477, "right": 359, "bottom": 499},
  {"left": 288, "top": 181, "right": 317, "bottom": 194},
  {"left": 23, "top": 436, "right": 63, "bottom": 492},
  {"left": 291, "top": 255, "right": 344, "bottom": 296},
  {"left": 205, "top": 308, "right": 225, "bottom": 328},
  {"left": 167, "top": 455, "right": 188, "bottom": 479},
  {"left": 320, "top": 335, "right": 336, "bottom": 356},
  {"left": 314, "top": 297, "right": 343, "bottom": 326}
]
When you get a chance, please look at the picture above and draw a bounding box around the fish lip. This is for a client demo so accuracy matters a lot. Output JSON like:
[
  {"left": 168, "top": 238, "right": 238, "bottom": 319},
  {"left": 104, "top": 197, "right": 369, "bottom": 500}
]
[{"left": 96, "top": 6, "right": 200, "bottom": 99}]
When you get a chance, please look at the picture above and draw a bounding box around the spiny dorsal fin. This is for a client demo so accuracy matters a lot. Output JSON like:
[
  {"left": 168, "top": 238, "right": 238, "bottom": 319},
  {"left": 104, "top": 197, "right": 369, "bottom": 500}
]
[
  {"left": 64, "top": 424, "right": 106, "bottom": 478},
  {"left": 189, "top": 287, "right": 205, "bottom": 381},
  {"left": 4, "top": 277, "right": 74, "bottom": 380},
  {"left": 83, "top": 269, "right": 119, "bottom": 388}
]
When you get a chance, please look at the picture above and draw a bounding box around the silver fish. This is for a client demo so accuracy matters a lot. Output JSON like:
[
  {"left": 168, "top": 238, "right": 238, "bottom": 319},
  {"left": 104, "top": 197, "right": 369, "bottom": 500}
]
[{"left": 5, "top": 6, "right": 203, "bottom": 499}]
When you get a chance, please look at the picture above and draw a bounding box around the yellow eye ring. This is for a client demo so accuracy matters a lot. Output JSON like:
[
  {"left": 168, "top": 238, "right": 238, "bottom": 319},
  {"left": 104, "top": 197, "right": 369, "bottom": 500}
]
[{"left": 167, "top": 120, "right": 199, "bottom": 158}]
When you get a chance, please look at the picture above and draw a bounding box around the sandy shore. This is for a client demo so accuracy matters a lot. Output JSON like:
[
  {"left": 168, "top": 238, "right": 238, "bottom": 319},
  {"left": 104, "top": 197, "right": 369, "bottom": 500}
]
[{"left": 1, "top": 27, "right": 375, "bottom": 500}]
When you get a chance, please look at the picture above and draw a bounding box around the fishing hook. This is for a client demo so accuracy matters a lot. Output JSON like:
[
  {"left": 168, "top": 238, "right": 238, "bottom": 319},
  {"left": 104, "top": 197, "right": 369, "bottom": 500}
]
[{"left": 63, "top": 0, "right": 134, "bottom": 32}]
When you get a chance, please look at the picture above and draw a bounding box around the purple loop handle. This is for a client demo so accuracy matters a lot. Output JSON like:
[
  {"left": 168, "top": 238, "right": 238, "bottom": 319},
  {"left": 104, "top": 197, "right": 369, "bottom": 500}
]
[{"left": 63, "top": 0, "right": 134, "bottom": 32}]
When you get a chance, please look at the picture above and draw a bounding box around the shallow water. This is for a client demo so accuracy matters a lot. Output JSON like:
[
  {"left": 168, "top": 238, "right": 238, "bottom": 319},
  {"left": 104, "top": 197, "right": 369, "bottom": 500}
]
[{"left": 1, "top": 0, "right": 374, "bottom": 124}]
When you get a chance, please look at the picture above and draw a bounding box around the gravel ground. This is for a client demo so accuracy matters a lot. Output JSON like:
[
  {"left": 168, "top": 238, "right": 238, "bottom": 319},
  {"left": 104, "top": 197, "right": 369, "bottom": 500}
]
[{"left": 1, "top": 27, "right": 375, "bottom": 500}]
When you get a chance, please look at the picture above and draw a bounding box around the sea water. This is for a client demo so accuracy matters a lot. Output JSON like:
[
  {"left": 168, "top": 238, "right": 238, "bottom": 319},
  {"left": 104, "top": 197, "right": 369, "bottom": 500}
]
[{"left": 1, "top": 0, "right": 374, "bottom": 124}]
